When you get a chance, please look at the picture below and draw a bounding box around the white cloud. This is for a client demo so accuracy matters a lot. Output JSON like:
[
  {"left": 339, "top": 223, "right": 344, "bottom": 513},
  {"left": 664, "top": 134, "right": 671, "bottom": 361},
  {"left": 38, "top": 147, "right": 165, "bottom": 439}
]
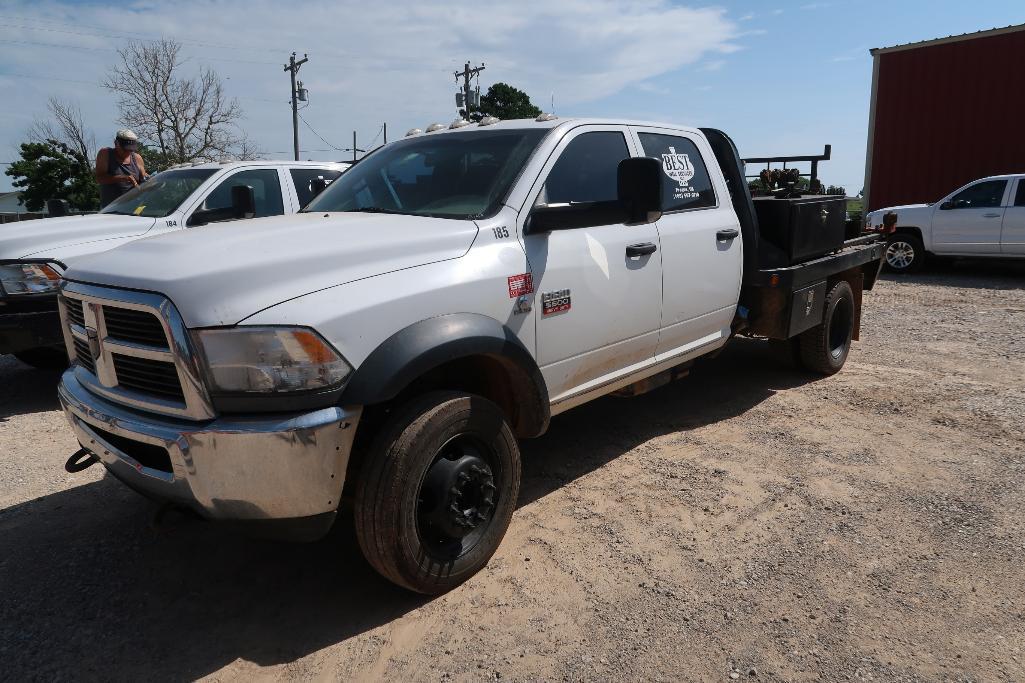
[
  {"left": 0, "top": 0, "right": 740, "bottom": 177},
  {"left": 739, "top": 13, "right": 755, "bottom": 21}
]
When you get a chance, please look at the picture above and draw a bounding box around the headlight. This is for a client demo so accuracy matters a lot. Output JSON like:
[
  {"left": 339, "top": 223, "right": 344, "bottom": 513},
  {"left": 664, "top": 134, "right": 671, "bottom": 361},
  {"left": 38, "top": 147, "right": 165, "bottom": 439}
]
[
  {"left": 0, "top": 262, "right": 62, "bottom": 296},
  {"left": 193, "top": 326, "right": 352, "bottom": 394}
]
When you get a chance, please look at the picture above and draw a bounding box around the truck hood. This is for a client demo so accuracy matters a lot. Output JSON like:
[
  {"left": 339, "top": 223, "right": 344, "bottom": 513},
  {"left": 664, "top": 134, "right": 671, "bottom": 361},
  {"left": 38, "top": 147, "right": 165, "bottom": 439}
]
[
  {"left": 0, "top": 213, "right": 155, "bottom": 261},
  {"left": 65, "top": 212, "right": 479, "bottom": 327}
]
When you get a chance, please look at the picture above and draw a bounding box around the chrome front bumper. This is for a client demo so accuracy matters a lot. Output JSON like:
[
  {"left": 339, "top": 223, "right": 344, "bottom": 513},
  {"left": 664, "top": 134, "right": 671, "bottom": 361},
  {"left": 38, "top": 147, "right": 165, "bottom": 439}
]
[{"left": 58, "top": 369, "right": 361, "bottom": 533}]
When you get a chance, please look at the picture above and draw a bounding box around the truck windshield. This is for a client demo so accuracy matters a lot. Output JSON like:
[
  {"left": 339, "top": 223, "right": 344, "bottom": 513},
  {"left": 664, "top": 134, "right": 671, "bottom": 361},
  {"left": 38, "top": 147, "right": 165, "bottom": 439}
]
[
  {"left": 304, "top": 128, "right": 548, "bottom": 220},
  {"left": 101, "top": 168, "right": 218, "bottom": 218}
]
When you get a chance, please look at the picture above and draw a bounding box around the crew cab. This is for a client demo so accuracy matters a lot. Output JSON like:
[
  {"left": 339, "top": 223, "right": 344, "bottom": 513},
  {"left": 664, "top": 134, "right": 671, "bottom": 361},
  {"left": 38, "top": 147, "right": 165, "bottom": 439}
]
[
  {"left": 0, "top": 160, "right": 347, "bottom": 367},
  {"left": 55, "top": 117, "right": 883, "bottom": 594},
  {"left": 866, "top": 173, "right": 1025, "bottom": 272}
]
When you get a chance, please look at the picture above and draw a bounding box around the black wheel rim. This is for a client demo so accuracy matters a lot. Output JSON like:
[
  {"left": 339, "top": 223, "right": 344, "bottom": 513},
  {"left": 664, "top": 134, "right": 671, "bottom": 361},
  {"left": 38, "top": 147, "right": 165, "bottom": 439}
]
[
  {"left": 415, "top": 433, "right": 500, "bottom": 562},
  {"left": 828, "top": 295, "right": 853, "bottom": 360}
]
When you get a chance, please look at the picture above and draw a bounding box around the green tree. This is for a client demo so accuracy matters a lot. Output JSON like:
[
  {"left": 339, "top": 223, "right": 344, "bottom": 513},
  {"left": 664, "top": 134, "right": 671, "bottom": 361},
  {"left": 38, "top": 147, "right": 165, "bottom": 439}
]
[
  {"left": 5, "top": 139, "right": 99, "bottom": 212},
  {"left": 466, "top": 82, "right": 543, "bottom": 122},
  {"left": 137, "top": 144, "right": 175, "bottom": 174}
]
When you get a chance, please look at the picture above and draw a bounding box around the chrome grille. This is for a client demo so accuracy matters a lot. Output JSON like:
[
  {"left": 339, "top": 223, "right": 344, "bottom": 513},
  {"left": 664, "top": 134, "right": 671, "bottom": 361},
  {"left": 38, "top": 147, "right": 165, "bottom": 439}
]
[
  {"left": 111, "top": 353, "right": 185, "bottom": 401},
  {"left": 71, "top": 336, "right": 95, "bottom": 374},
  {"left": 58, "top": 282, "right": 214, "bottom": 420},
  {"left": 64, "top": 297, "right": 86, "bottom": 328},
  {"left": 102, "top": 307, "right": 168, "bottom": 348}
]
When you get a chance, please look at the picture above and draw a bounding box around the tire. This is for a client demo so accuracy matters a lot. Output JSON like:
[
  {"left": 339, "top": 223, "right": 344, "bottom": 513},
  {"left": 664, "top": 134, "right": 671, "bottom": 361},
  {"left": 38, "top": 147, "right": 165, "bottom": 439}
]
[
  {"left": 884, "top": 233, "right": 924, "bottom": 273},
  {"left": 354, "top": 391, "right": 521, "bottom": 594},
  {"left": 797, "top": 280, "right": 855, "bottom": 375},
  {"left": 13, "top": 347, "right": 69, "bottom": 370}
]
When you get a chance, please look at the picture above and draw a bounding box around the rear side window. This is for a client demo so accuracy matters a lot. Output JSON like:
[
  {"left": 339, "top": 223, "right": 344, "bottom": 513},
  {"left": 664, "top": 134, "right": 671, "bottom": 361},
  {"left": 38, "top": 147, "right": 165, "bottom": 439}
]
[
  {"left": 1015, "top": 180, "right": 1025, "bottom": 207},
  {"left": 638, "top": 133, "right": 717, "bottom": 212},
  {"left": 291, "top": 168, "right": 343, "bottom": 208},
  {"left": 203, "top": 169, "right": 285, "bottom": 218},
  {"left": 541, "top": 131, "right": 630, "bottom": 204},
  {"left": 950, "top": 180, "right": 1007, "bottom": 209}
]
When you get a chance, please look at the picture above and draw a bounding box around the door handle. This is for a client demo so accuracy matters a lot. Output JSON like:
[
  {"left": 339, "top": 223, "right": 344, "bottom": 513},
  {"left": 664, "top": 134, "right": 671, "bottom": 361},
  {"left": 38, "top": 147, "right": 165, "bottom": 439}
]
[
  {"left": 983, "top": 213, "right": 1002, "bottom": 218},
  {"left": 626, "top": 242, "right": 657, "bottom": 257},
  {"left": 717, "top": 228, "right": 740, "bottom": 241}
]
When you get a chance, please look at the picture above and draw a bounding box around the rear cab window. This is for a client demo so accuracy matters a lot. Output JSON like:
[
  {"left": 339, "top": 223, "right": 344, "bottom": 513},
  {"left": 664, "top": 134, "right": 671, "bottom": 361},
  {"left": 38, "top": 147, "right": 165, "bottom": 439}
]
[
  {"left": 636, "top": 132, "right": 717, "bottom": 212},
  {"left": 290, "top": 168, "right": 344, "bottom": 208}
]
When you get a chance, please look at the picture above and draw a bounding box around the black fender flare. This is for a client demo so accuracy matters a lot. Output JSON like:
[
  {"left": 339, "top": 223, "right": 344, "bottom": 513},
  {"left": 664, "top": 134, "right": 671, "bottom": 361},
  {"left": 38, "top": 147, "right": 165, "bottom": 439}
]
[{"left": 341, "top": 313, "right": 550, "bottom": 437}]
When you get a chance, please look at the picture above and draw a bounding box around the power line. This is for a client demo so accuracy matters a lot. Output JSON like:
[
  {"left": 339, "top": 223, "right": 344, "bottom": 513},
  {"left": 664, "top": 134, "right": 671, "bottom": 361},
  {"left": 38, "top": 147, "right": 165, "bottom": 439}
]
[{"left": 297, "top": 111, "right": 345, "bottom": 152}]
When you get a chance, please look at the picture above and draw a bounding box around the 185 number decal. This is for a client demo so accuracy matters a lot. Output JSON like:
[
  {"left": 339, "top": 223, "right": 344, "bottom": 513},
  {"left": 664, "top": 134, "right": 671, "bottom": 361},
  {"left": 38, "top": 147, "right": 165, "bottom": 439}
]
[{"left": 492, "top": 226, "right": 510, "bottom": 239}]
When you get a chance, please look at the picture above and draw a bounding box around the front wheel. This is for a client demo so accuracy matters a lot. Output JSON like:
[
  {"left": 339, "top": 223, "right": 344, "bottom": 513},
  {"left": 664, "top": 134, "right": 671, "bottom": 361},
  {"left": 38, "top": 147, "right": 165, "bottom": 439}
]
[
  {"left": 354, "top": 391, "right": 521, "bottom": 594},
  {"left": 884, "top": 234, "right": 924, "bottom": 273},
  {"left": 797, "top": 280, "right": 855, "bottom": 375}
]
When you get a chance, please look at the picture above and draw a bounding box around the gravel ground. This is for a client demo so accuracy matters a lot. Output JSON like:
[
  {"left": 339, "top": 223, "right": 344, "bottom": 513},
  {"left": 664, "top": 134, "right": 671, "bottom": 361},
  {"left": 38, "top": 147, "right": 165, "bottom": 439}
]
[{"left": 1, "top": 260, "right": 1023, "bottom": 682}]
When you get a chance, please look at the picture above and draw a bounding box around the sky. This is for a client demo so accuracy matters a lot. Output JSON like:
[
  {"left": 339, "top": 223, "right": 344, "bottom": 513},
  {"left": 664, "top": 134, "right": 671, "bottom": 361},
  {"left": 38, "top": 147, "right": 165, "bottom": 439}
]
[{"left": 1, "top": 0, "right": 1023, "bottom": 194}]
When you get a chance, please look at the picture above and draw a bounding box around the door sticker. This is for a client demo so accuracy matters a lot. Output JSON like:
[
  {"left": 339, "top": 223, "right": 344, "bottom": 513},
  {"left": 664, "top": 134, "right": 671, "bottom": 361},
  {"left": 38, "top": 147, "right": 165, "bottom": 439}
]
[
  {"left": 507, "top": 273, "right": 533, "bottom": 298},
  {"left": 661, "top": 147, "right": 700, "bottom": 202}
]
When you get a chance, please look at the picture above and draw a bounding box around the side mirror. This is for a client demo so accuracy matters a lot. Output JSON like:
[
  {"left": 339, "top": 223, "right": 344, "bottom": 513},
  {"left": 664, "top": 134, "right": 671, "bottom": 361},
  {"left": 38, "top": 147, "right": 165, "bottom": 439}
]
[
  {"left": 617, "top": 156, "right": 663, "bottom": 224},
  {"left": 525, "top": 156, "right": 664, "bottom": 234},
  {"left": 231, "top": 184, "right": 256, "bottom": 219},
  {"left": 939, "top": 200, "right": 954, "bottom": 210},
  {"left": 310, "top": 177, "right": 328, "bottom": 198}
]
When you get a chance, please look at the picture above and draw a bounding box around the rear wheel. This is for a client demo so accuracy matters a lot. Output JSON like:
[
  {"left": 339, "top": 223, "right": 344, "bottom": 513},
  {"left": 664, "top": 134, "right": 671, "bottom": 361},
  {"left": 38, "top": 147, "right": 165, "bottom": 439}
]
[
  {"left": 797, "top": 280, "right": 855, "bottom": 375},
  {"left": 13, "top": 347, "right": 68, "bottom": 370},
  {"left": 884, "top": 233, "right": 924, "bottom": 273},
  {"left": 354, "top": 391, "right": 521, "bottom": 594}
]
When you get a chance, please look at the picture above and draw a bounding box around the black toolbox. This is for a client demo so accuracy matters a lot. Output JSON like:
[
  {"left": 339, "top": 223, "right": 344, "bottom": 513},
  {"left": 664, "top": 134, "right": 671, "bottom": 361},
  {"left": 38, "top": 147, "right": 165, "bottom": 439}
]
[{"left": 753, "top": 195, "right": 846, "bottom": 268}]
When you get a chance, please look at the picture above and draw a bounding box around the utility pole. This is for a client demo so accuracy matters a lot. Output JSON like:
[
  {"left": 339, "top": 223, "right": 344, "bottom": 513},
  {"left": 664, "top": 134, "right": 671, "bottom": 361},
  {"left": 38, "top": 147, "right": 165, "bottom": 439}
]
[
  {"left": 283, "top": 52, "right": 309, "bottom": 160},
  {"left": 454, "top": 61, "right": 485, "bottom": 119}
]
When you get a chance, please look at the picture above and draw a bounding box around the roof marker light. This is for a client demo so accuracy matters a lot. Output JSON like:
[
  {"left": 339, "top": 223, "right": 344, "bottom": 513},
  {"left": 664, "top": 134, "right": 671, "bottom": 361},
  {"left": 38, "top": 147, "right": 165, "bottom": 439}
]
[
  {"left": 405, "top": 128, "right": 423, "bottom": 137},
  {"left": 478, "top": 116, "right": 500, "bottom": 126},
  {"left": 536, "top": 113, "right": 558, "bottom": 122},
  {"left": 449, "top": 119, "right": 472, "bottom": 129},
  {"left": 425, "top": 123, "right": 446, "bottom": 133}
]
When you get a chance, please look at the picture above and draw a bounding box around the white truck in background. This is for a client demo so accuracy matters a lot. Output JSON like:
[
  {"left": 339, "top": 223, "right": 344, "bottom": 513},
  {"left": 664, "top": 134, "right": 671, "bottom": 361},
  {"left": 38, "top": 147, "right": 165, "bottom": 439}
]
[
  {"left": 54, "top": 117, "right": 884, "bottom": 594},
  {"left": 0, "top": 160, "right": 347, "bottom": 367},
  {"left": 866, "top": 173, "right": 1025, "bottom": 272}
]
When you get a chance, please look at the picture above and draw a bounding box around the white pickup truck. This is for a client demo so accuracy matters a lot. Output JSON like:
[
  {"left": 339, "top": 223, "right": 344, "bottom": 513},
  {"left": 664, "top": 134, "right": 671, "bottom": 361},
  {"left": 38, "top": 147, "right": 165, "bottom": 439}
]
[
  {"left": 55, "top": 118, "right": 884, "bottom": 593},
  {"left": 866, "top": 173, "right": 1025, "bottom": 272},
  {"left": 0, "top": 160, "right": 347, "bottom": 367}
]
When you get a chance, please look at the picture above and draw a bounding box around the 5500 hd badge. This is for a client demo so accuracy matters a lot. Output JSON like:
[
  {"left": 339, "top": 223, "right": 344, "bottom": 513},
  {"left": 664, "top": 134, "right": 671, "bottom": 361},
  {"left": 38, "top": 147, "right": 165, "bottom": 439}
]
[{"left": 541, "top": 289, "right": 571, "bottom": 315}]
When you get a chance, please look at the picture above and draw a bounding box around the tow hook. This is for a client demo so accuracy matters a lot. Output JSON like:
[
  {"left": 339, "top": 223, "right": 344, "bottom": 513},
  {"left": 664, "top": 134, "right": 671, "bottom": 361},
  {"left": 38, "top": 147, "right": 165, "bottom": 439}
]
[{"left": 65, "top": 448, "right": 99, "bottom": 473}]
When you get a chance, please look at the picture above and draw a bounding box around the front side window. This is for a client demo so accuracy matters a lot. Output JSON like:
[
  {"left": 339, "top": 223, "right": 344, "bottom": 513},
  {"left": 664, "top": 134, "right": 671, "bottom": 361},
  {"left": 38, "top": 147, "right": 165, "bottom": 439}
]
[
  {"left": 305, "top": 129, "right": 548, "bottom": 220},
  {"left": 1014, "top": 180, "right": 1025, "bottom": 207},
  {"left": 949, "top": 180, "right": 1007, "bottom": 209},
  {"left": 202, "top": 169, "right": 284, "bottom": 218},
  {"left": 290, "top": 168, "right": 343, "bottom": 208},
  {"left": 638, "top": 132, "right": 717, "bottom": 212},
  {"left": 540, "top": 131, "right": 630, "bottom": 205},
  {"left": 100, "top": 168, "right": 217, "bottom": 218}
]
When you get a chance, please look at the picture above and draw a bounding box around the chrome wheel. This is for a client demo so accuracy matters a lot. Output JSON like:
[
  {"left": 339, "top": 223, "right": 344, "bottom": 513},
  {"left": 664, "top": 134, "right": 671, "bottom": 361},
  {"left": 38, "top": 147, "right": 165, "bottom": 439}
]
[{"left": 885, "top": 240, "right": 916, "bottom": 270}]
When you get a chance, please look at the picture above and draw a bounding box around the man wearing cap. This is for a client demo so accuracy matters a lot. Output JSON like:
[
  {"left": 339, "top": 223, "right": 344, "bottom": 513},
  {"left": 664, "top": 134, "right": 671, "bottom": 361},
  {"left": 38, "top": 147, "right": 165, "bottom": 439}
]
[{"left": 95, "top": 129, "right": 149, "bottom": 208}]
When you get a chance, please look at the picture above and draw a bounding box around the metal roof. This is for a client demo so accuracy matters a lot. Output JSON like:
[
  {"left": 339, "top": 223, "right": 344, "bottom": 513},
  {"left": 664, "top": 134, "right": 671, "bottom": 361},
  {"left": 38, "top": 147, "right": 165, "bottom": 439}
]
[{"left": 871, "top": 23, "right": 1025, "bottom": 55}]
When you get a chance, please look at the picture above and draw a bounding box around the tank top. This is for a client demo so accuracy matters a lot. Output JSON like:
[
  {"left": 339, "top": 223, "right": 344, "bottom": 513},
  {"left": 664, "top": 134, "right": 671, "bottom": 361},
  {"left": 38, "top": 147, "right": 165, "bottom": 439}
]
[{"left": 99, "top": 149, "right": 141, "bottom": 208}]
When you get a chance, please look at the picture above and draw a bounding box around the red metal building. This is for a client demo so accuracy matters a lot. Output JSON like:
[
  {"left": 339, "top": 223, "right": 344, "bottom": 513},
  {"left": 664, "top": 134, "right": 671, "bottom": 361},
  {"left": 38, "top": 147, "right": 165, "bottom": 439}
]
[{"left": 864, "top": 24, "right": 1025, "bottom": 212}]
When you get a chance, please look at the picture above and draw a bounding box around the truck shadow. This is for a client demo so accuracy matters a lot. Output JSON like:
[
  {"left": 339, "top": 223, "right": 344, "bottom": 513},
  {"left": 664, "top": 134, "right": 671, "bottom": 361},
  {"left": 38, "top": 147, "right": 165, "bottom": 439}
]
[
  {"left": 0, "top": 355, "right": 63, "bottom": 421},
  {"left": 879, "top": 258, "right": 1025, "bottom": 290},
  {"left": 0, "top": 338, "right": 814, "bottom": 679}
]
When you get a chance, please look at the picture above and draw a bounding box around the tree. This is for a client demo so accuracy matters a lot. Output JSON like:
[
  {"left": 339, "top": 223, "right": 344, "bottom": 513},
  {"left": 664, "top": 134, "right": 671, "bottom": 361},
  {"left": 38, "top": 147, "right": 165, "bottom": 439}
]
[
  {"left": 29, "top": 97, "right": 95, "bottom": 162},
  {"left": 465, "top": 83, "right": 542, "bottom": 122},
  {"left": 103, "top": 39, "right": 258, "bottom": 163},
  {"left": 5, "top": 140, "right": 99, "bottom": 212}
]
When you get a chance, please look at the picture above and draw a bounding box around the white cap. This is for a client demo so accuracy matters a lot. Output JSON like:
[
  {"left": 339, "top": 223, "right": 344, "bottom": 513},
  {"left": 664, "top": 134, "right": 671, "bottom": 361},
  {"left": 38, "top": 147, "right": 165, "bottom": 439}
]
[{"left": 115, "top": 128, "right": 138, "bottom": 142}]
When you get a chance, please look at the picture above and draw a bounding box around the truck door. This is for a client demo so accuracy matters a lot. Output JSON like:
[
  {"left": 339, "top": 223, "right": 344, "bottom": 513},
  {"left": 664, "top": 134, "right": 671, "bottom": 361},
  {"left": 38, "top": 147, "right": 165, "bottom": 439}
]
[
  {"left": 1001, "top": 178, "right": 1025, "bottom": 255},
  {"left": 518, "top": 126, "right": 662, "bottom": 403},
  {"left": 931, "top": 179, "right": 1008, "bottom": 254},
  {"left": 631, "top": 128, "right": 741, "bottom": 357}
]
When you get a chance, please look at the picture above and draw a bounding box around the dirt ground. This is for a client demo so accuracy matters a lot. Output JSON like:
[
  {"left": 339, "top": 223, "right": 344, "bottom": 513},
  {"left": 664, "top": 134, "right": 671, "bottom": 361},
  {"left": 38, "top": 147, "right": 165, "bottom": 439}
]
[{"left": 1, "top": 261, "right": 1023, "bottom": 682}]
